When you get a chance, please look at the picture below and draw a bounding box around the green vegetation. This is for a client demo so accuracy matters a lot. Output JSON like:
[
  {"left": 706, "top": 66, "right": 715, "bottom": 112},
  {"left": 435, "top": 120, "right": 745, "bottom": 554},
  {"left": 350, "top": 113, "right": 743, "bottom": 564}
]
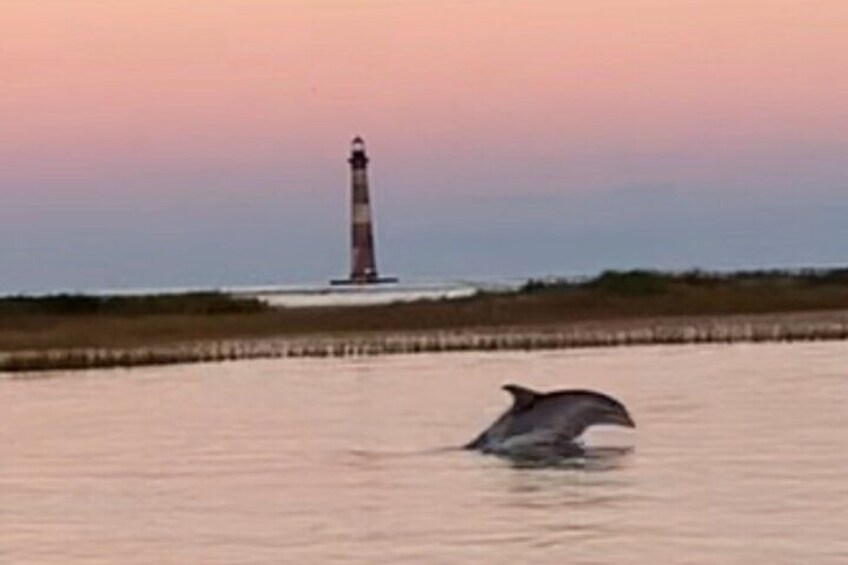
[
  {"left": 521, "top": 268, "right": 848, "bottom": 295},
  {"left": 2, "top": 268, "right": 848, "bottom": 356},
  {"left": 0, "top": 292, "right": 265, "bottom": 317}
]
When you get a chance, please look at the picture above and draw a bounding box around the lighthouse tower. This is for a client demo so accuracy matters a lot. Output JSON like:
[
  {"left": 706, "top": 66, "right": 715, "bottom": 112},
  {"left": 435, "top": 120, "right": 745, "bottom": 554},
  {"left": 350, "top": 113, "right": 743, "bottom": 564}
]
[{"left": 332, "top": 137, "right": 396, "bottom": 285}]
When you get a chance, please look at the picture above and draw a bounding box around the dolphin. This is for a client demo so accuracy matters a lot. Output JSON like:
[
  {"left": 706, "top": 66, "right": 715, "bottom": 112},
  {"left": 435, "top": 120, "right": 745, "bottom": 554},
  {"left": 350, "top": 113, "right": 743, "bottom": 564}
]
[{"left": 465, "top": 384, "right": 635, "bottom": 460}]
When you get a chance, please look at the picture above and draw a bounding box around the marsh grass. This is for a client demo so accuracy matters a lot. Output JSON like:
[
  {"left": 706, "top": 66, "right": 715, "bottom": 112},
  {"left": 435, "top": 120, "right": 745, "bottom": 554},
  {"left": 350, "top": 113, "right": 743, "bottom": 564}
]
[
  {"left": 3, "top": 311, "right": 847, "bottom": 373},
  {"left": 2, "top": 269, "right": 848, "bottom": 372}
]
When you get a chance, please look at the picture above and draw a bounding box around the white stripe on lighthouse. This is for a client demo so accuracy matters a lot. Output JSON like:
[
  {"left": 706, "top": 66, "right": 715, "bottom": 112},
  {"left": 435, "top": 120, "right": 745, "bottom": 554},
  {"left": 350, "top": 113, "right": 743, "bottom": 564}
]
[
  {"left": 352, "top": 169, "right": 368, "bottom": 185},
  {"left": 353, "top": 203, "right": 371, "bottom": 224}
]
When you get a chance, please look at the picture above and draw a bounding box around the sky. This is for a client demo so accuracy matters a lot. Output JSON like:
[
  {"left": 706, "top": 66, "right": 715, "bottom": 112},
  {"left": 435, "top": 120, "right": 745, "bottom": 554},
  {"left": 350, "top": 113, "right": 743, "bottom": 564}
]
[{"left": 1, "top": 0, "right": 847, "bottom": 293}]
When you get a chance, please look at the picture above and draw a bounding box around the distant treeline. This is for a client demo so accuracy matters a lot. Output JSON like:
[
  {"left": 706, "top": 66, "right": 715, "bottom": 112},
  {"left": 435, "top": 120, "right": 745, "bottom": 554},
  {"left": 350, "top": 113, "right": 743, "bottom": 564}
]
[
  {"left": 0, "top": 292, "right": 266, "bottom": 317},
  {"left": 2, "top": 268, "right": 848, "bottom": 355},
  {"left": 520, "top": 268, "right": 848, "bottom": 296},
  {"left": 2, "top": 268, "right": 848, "bottom": 319}
]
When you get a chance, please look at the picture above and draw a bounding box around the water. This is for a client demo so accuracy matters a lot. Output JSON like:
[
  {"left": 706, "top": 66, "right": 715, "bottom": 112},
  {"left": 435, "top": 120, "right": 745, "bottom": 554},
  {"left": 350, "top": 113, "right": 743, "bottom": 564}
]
[{"left": 2, "top": 342, "right": 846, "bottom": 564}]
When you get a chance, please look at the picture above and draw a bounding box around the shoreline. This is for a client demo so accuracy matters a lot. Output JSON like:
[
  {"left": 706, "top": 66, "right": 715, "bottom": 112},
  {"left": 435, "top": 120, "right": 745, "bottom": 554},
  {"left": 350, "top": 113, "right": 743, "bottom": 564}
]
[{"left": 3, "top": 309, "right": 847, "bottom": 373}]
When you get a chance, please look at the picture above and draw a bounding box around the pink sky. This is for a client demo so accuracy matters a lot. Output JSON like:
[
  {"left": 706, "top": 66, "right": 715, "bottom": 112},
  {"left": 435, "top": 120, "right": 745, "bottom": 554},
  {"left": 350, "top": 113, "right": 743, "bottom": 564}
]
[
  {"left": 4, "top": 1, "right": 846, "bottom": 192},
  {"left": 1, "top": 1, "right": 847, "bottom": 290}
]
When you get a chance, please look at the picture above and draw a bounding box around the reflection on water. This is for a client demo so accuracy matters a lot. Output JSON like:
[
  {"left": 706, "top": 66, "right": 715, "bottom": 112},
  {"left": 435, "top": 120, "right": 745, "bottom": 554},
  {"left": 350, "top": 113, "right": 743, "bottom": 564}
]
[
  {"left": 489, "top": 445, "right": 633, "bottom": 471},
  {"left": 2, "top": 342, "right": 847, "bottom": 564}
]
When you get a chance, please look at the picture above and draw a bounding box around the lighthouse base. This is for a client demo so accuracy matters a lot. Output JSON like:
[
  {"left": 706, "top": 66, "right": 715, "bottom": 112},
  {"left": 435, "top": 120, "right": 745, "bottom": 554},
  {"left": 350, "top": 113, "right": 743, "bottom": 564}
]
[{"left": 330, "top": 276, "right": 399, "bottom": 286}]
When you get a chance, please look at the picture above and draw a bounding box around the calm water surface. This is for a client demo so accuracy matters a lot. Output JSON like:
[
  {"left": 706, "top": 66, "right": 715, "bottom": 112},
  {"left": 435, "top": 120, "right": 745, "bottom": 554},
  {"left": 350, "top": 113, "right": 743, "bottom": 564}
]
[{"left": 2, "top": 342, "right": 847, "bottom": 564}]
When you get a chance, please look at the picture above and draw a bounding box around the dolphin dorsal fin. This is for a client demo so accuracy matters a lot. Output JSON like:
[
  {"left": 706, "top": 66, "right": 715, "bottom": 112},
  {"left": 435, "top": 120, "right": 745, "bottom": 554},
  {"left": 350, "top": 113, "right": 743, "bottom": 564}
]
[{"left": 503, "top": 384, "right": 540, "bottom": 411}]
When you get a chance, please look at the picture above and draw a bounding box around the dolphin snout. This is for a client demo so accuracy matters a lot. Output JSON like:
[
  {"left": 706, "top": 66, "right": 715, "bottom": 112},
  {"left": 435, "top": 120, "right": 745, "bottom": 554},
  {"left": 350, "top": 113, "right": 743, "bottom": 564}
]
[{"left": 604, "top": 406, "right": 636, "bottom": 428}]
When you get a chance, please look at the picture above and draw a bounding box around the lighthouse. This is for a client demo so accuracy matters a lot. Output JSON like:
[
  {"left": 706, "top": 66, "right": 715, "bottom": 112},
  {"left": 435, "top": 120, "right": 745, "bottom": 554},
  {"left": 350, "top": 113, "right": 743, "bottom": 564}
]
[{"left": 332, "top": 137, "right": 397, "bottom": 285}]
